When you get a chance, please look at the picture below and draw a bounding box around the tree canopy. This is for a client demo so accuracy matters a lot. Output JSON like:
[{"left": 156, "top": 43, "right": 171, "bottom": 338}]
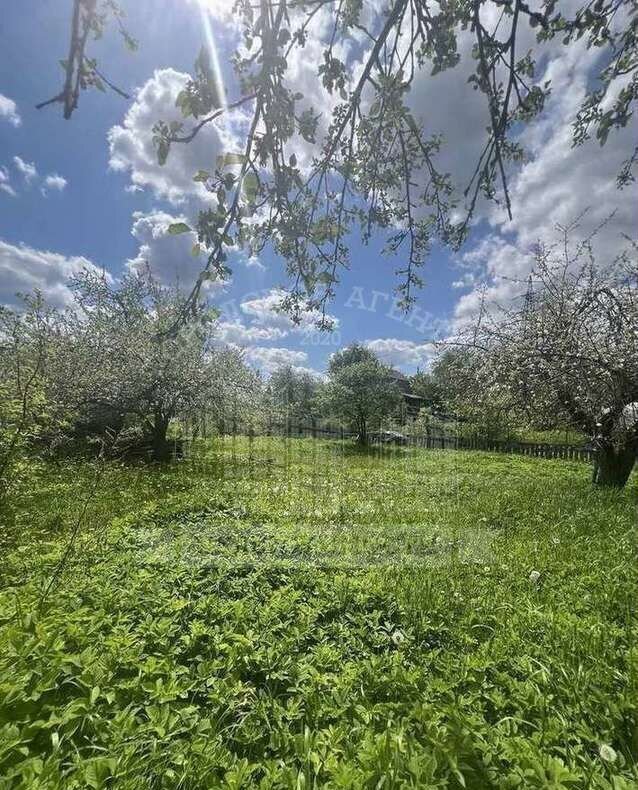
[
  {"left": 268, "top": 364, "right": 322, "bottom": 423},
  {"left": 446, "top": 223, "right": 638, "bottom": 486},
  {"left": 323, "top": 344, "right": 403, "bottom": 443},
  {"left": 0, "top": 270, "right": 258, "bottom": 467},
  {"left": 42, "top": 1, "right": 638, "bottom": 323}
]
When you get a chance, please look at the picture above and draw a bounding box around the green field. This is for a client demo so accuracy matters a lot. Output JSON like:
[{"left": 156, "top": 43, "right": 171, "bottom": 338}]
[{"left": 1, "top": 438, "right": 636, "bottom": 789}]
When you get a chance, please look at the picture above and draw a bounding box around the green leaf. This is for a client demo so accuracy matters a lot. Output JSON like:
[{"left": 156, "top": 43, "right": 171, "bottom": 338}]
[
  {"left": 175, "top": 89, "right": 193, "bottom": 117},
  {"left": 156, "top": 139, "right": 170, "bottom": 166},
  {"left": 167, "top": 223, "right": 191, "bottom": 235},
  {"left": 122, "top": 31, "right": 138, "bottom": 52},
  {"left": 242, "top": 172, "right": 259, "bottom": 202}
]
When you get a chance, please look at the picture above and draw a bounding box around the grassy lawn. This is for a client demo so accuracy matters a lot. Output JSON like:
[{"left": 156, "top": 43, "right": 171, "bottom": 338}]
[{"left": 0, "top": 438, "right": 636, "bottom": 788}]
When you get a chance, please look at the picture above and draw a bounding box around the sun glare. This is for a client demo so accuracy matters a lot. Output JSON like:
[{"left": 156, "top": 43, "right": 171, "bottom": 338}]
[{"left": 196, "top": 0, "right": 227, "bottom": 110}]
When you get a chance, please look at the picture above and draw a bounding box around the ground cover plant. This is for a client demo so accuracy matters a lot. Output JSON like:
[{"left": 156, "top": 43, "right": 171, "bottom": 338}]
[{"left": 0, "top": 437, "right": 636, "bottom": 789}]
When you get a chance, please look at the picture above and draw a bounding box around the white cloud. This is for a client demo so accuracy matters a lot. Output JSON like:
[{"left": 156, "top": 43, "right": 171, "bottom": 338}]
[
  {"left": 183, "top": 1, "right": 350, "bottom": 181},
  {"left": 275, "top": 14, "right": 345, "bottom": 170},
  {"left": 108, "top": 68, "right": 241, "bottom": 204},
  {"left": 407, "top": 29, "right": 490, "bottom": 208},
  {"left": 104, "top": 37, "right": 338, "bottom": 205},
  {"left": 216, "top": 319, "right": 285, "bottom": 345},
  {"left": 113, "top": 8, "right": 637, "bottom": 333},
  {"left": 43, "top": 174, "right": 67, "bottom": 193},
  {"left": 243, "top": 345, "right": 308, "bottom": 373},
  {"left": 365, "top": 338, "right": 435, "bottom": 371},
  {"left": 405, "top": 8, "right": 564, "bottom": 218},
  {"left": 215, "top": 289, "right": 333, "bottom": 346},
  {"left": 186, "top": 0, "right": 240, "bottom": 25},
  {"left": 438, "top": 31, "right": 638, "bottom": 324},
  {"left": 0, "top": 94, "right": 21, "bottom": 127},
  {"left": 453, "top": 235, "right": 529, "bottom": 323},
  {"left": 451, "top": 272, "right": 476, "bottom": 290},
  {"left": 126, "top": 209, "right": 227, "bottom": 294},
  {"left": 2, "top": 158, "right": 67, "bottom": 197},
  {"left": 240, "top": 289, "right": 294, "bottom": 328},
  {"left": 487, "top": 47, "right": 638, "bottom": 256},
  {"left": 288, "top": 365, "right": 326, "bottom": 380},
  {"left": 13, "top": 156, "right": 37, "bottom": 184},
  {"left": 243, "top": 254, "right": 265, "bottom": 271},
  {"left": 0, "top": 167, "right": 16, "bottom": 198},
  {"left": 240, "top": 287, "right": 339, "bottom": 332},
  {"left": 0, "top": 240, "right": 104, "bottom": 308}
]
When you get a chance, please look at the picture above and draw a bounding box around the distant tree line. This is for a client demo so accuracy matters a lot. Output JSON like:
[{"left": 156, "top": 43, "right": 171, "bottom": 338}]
[
  {"left": 2, "top": 223, "right": 636, "bottom": 495},
  {"left": 266, "top": 225, "right": 638, "bottom": 489},
  {"left": 266, "top": 345, "right": 404, "bottom": 446}
]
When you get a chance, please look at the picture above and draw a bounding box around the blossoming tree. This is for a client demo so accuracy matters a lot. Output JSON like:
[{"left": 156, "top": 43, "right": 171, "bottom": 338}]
[{"left": 447, "top": 225, "right": 638, "bottom": 487}]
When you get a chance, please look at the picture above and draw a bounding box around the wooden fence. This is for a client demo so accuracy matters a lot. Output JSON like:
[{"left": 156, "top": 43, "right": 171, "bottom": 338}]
[
  {"left": 201, "top": 420, "right": 596, "bottom": 464},
  {"left": 431, "top": 434, "right": 596, "bottom": 463}
]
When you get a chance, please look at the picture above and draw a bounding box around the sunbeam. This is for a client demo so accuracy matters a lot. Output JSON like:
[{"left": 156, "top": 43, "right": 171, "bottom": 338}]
[{"left": 197, "top": 0, "right": 227, "bottom": 111}]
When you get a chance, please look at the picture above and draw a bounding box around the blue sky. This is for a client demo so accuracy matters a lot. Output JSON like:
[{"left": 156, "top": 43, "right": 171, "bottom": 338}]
[{"left": 1, "top": 0, "right": 636, "bottom": 376}]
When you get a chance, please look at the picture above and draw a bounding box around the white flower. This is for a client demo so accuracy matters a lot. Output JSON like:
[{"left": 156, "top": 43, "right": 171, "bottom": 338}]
[
  {"left": 598, "top": 744, "right": 617, "bottom": 763},
  {"left": 529, "top": 570, "right": 541, "bottom": 584}
]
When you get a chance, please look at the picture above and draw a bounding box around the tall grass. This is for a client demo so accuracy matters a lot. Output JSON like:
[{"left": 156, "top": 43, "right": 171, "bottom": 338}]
[{"left": 0, "top": 438, "right": 636, "bottom": 788}]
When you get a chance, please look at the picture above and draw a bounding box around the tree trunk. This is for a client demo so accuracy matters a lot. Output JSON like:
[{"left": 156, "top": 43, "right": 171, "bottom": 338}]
[
  {"left": 357, "top": 419, "right": 368, "bottom": 446},
  {"left": 151, "top": 412, "right": 171, "bottom": 462},
  {"left": 592, "top": 441, "right": 636, "bottom": 488}
]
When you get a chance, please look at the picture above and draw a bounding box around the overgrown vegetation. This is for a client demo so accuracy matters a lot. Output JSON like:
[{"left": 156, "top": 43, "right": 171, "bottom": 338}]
[
  {"left": 0, "top": 270, "right": 259, "bottom": 498},
  {"left": 9, "top": 4, "right": 636, "bottom": 787},
  {"left": 1, "top": 438, "right": 636, "bottom": 788}
]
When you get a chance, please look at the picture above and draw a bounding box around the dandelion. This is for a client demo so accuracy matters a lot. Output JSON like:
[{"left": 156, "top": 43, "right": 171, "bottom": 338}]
[
  {"left": 598, "top": 744, "right": 617, "bottom": 763},
  {"left": 529, "top": 570, "right": 541, "bottom": 584}
]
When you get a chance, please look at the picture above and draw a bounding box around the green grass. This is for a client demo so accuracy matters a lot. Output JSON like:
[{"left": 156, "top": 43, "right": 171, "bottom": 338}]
[{"left": 0, "top": 437, "right": 636, "bottom": 789}]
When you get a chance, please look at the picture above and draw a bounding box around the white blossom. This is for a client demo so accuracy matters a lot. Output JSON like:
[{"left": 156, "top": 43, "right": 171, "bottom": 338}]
[{"left": 598, "top": 744, "right": 617, "bottom": 763}]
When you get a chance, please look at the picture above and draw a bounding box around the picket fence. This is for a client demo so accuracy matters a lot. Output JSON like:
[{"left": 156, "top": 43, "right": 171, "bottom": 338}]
[{"left": 194, "top": 420, "right": 596, "bottom": 464}]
